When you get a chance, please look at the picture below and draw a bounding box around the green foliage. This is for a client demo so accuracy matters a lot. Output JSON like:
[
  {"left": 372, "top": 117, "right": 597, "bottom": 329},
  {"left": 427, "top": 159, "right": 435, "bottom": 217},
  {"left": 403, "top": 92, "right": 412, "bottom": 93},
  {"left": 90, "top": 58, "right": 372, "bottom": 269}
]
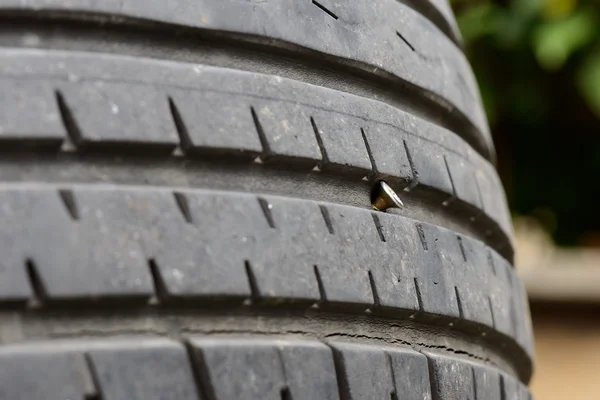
[{"left": 453, "top": 0, "right": 600, "bottom": 246}]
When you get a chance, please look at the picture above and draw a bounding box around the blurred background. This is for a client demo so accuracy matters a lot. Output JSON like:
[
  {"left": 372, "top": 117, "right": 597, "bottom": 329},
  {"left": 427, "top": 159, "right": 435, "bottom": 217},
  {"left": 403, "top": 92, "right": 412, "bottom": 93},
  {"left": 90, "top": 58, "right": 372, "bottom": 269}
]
[{"left": 451, "top": 0, "right": 600, "bottom": 397}]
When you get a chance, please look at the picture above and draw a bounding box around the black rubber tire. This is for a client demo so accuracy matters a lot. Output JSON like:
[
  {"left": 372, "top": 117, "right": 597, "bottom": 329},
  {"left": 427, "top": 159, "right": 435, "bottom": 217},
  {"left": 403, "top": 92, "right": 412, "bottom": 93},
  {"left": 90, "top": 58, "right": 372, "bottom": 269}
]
[{"left": 0, "top": 1, "right": 534, "bottom": 399}]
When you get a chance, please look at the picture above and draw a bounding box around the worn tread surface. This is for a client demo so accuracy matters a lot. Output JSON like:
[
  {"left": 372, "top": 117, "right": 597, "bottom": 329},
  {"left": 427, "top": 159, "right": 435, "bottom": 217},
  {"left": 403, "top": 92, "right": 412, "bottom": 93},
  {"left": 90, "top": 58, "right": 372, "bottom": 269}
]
[
  {"left": 0, "top": 337, "right": 531, "bottom": 400},
  {"left": 0, "top": 50, "right": 513, "bottom": 259},
  {"left": 0, "top": 186, "right": 533, "bottom": 368},
  {"left": 0, "top": 0, "right": 534, "bottom": 397},
  {"left": 0, "top": 0, "right": 494, "bottom": 160}
]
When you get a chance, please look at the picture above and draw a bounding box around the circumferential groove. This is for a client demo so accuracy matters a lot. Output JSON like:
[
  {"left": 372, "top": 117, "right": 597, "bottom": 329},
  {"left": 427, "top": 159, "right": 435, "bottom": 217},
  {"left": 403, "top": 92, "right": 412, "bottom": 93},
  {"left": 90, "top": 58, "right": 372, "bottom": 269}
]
[{"left": 312, "top": 0, "right": 339, "bottom": 20}]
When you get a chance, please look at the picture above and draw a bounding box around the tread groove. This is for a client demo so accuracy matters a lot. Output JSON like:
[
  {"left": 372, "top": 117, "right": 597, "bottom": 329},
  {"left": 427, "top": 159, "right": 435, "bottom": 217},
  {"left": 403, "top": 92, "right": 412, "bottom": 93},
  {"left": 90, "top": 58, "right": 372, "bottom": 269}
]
[
  {"left": 83, "top": 353, "right": 104, "bottom": 400},
  {"left": 184, "top": 340, "right": 216, "bottom": 400},
  {"left": 312, "top": 0, "right": 339, "bottom": 20},
  {"left": 402, "top": 140, "right": 419, "bottom": 191},
  {"left": 310, "top": 116, "right": 329, "bottom": 165},
  {"left": 280, "top": 387, "right": 293, "bottom": 400},
  {"left": 257, "top": 197, "right": 276, "bottom": 228},
  {"left": 454, "top": 286, "right": 464, "bottom": 319},
  {"left": 368, "top": 270, "right": 381, "bottom": 306},
  {"left": 328, "top": 345, "right": 350, "bottom": 400},
  {"left": 148, "top": 258, "right": 168, "bottom": 301},
  {"left": 387, "top": 352, "right": 399, "bottom": 400},
  {"left": 313, "top": 265, "right": 328, "bottom": 303},
  {"left": 396, "top": 31, "right": 416, "bottom": 52},
  {"left": 319, "top": 204, "right": 335, "bottom": 234},
  {"left": 471, "top": 366, "right": 478, "bottom": 400},
  {"left": 173, "top": 191, "right": 194, "bottom": 224},
  {"left": 55, "top": 89, "right": 83, "bottom": 149},
  {"left": 457, "top": 236, "right": 467, "bottom": 262},
  {"left": 488, "top": 295, "right": 496, "bottom": 329},
  {"left": 168, "top": 96, "right": 193, "bottom": 153},
  {"left": 244, "top": 260, "right": 262, "bottom": 300},
  {"left": 487, "top": 250, "right": 497, "bottom": 276},
  {"left": 250, "top": 106, "right": 272, "bottom": 157},
  {"left": 415, "top": 223, "right": 428, "bottom": 251},
  {"left": 25, "top": 258, "right": 46, "bottom": 302},
  {"left": 426, "top": 355, "right": 441, "bottom": 400},
  {"left": 413, "top": 278, "right": 424, "bottom": 312},
  {"left": 371, "top": 213, "right": 387, "bottom": 242},
  {"left": 442, "top": 155, "right": 457, "bottom": 206},
  {"left": 58, "top": 189, "right": 80, "bottom": 220},
  {"left": 360, "top": 127, "right": 377, "bottom": 174},
  {"left": 500, "top": 374, "right": 507, "bottom": 400}
]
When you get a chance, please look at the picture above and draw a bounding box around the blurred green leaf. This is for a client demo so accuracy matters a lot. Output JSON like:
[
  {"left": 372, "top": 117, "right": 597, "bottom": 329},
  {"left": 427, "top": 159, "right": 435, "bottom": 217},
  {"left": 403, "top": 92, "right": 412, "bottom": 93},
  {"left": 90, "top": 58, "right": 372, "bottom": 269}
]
[
  {"left": 532, "top": 11, "right": 597, "bottom": 70},
  {"left": 577, "top": 47, "right": 600, "bottom": 118},
  {"left": 456, "top": 3, "right": 497, "bottom": 43}
]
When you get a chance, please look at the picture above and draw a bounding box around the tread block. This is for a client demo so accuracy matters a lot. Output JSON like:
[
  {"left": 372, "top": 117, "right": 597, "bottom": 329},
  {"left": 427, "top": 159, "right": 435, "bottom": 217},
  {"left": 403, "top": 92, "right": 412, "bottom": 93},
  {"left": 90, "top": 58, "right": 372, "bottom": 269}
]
[
  {"left": 318, "top": 204, "right": 383, "bottom": 306},
  {"left": 0, "top": 80, "right": 65, "bottom": 148},
  {"left": 169, "top": 90, "right": 263, "bottom": 159},
  {"left": 445, "top": 152, "right": 481, "bottom": 209},
  {"left": 371, "top": 212, "right": 422, "bottom": 311},
  {"left": 278, "top": 341, "right": 341, "bottom": 400},
  {"left": 411, "top": 223, "right": 460, "bottom": 318},
  {"left": 473, "top": 363, "right": 502, "bottom": 400},
  {"left": 330, "top": 342, "right": 431, "bottom": 400},
  {"left": 329, "top": 342, "right": 395, "bottom": 399},
  {"left": 488, "top": 252, "right": 516, "bottom": 337},
  {"left": 190, "top": 338, "right": 286, "bottom": 400},
  {"left": 74, "top": 189, "right": 259, "bottom": 299},
  {"left": 501, "top": 372, "right": 530, "bottom": 400},
  {"left": 435, "top": 231, "right": 493, "bottom": 327},
  {"left": 425, "top": 352, "right": 477, "bottom": 399},
  {"left": 58, "top": 82, "right": 178, "bottom": 152},
  {"left": 406, "top": 139, "right": 454, "bottom": 196},
  {"left": 250, "top": 196, "right": 327, "bottom": 302},
  {"left": 387, "top": 347, "right": 433, "bottom": 400},
  {"left": 311, "top": 112, "right": 372, "bottom": 177},
  {"left": 0, "top": 349, "right": 88, "bottom": 400},
  {"left": 0, "top": 189, "right": 154, "bottom": 301},
  {"left": 362, "top": 124, "right": 412, "bottom": 184},
  {"left": 252, "top": 101, "right": 321, "bottom": 168},
  {"left": 87, "top": 340, "right": 198, "bottom": 400},
  {"left": 475, "top": 169, "right": 512, "bottom": 235}
]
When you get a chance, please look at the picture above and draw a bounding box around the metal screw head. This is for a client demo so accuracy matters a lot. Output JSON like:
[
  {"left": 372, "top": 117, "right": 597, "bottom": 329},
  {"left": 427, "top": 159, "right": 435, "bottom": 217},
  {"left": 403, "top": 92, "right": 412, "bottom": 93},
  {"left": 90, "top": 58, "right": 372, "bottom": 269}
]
[{"left": 371, "top": 181, "right": 404, "bottom": 212}]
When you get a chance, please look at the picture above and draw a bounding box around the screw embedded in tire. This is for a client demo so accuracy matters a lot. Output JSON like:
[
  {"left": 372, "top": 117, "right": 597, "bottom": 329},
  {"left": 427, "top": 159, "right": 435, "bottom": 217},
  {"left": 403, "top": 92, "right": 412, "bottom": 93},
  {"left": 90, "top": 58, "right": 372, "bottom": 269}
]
[{"left": 371, "top": 181, "right": 404, "bottom": 212}]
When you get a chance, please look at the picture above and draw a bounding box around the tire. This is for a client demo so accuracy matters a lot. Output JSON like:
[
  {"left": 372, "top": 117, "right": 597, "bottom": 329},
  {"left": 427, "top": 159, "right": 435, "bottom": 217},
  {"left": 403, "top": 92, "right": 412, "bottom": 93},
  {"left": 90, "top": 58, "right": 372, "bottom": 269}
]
[{"left": 0, "top": 1, "right": 534, "bottom": 399}]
